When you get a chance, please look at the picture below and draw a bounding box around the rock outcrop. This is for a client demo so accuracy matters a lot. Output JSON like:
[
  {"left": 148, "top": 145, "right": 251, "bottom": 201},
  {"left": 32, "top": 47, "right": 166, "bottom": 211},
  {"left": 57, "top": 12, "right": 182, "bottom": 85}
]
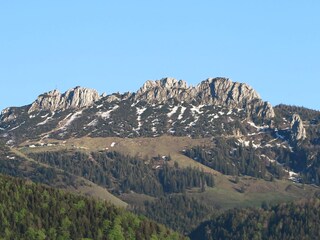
[
  {"left": 28, "top": 87, "right": 100, "bottom": 113},
  {"left": 0, "top": 108, "right": 17, "bottom": 123},
  {"left": 290, "top": 114, "right": 307, "bottom": 142},
  {"left": 134, "top": 77, "right": 274, "bottom": 119},
  {"left": 135, "top": 78, "right": 189, "bottom": 103}
]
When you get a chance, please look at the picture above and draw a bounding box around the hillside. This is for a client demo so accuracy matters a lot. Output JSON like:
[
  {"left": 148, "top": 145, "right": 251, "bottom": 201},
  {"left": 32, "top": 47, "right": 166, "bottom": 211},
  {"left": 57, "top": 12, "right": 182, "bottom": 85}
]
[
  {"left": 1, "top": 77, "right": 320, "bottom": 237},
  {"left": 0, "top": 174, "right": 186, "bottom": 240},
  {"left": 1, "top": 78, "right": 320, "bottom": 186},
  {"left": 189, "top": 198, "right": 320, "bottom": 240}
]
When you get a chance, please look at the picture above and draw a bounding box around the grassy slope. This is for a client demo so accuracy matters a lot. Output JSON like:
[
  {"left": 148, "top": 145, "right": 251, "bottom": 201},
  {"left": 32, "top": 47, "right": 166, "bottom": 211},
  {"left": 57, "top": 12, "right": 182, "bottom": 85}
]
[
  {"left": 9, "top": 148, "right": 127, "bottom": 208},
  {"left": 20, "top": 136, "right": 319, "bottom": 210}
]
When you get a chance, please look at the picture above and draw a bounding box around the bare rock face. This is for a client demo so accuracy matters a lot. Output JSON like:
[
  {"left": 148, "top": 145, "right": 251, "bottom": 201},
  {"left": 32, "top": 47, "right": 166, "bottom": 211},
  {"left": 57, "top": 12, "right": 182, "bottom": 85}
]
[
  {"left": 135, "top": 78, "right": 189, "bottom": 103},
  {"left": 135, "top": 77, "right": 274, "bottom": 119},
  {"left": 0, "top": 108, "right": 17, "bottom": 123},
  {"left": 28, "top": 87, "right": 100, "bottom": 113},
  {"left": 290, "top": 114, "right": 307, "bottom": 142}
]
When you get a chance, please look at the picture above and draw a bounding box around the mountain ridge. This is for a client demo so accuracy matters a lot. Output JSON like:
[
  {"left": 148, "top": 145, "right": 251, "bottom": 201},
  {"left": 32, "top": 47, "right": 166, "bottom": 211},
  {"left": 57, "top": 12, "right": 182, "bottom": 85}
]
[
  {"left": 1, "top": 77, "right": 319, "bottom": 188},
  {"left": 1, "top": 77, "right": 273, "bottom": 117}
]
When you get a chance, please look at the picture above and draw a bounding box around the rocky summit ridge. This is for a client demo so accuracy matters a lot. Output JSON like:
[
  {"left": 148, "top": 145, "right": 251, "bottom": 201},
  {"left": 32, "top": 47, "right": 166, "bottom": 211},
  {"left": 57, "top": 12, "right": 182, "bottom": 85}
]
[
  {"left": 24, "top": 77, "right": 274, "bottom": 119},
  {"left": 135, "top": 77, "right": 274, "bottom": 118}
]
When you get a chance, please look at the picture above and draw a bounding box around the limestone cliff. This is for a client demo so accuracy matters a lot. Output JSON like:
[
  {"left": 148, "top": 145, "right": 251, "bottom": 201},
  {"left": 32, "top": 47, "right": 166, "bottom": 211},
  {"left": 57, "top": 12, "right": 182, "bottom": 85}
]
[
  {"left": 28, "top": 87, "right": 100, "bottom": 113},
  {"left": 134, "top": 77, "right": 274, "bottom": 119}
]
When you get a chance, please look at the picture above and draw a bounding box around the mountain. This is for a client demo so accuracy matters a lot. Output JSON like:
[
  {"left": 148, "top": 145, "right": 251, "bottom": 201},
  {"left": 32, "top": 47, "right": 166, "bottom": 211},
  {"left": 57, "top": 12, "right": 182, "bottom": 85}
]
[
  {"left": 0, "top": 77, "right": 274, "bottom": 144},
  {"left": 0, "top": 77, "right": 319, "bottom": 183},
  {"left": 1, "top": 77, "right": 320, "bottom": 238}
]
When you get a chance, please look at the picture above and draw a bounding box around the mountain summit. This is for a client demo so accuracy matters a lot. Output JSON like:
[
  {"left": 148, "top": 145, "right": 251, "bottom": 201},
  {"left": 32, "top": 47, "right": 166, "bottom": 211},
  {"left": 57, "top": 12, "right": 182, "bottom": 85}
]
[
  {"left": 28, "top": 86, "right": 100, "bottom": 113},
  {"left": 135, "top": 77, "right": 274, "bottom": 118}
]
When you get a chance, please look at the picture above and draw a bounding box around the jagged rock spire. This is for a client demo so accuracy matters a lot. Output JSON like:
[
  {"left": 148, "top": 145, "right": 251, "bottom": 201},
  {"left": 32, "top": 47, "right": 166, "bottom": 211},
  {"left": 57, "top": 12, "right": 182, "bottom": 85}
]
[{"left": 290, "top": 114, "right": 307, "bottom": 142}]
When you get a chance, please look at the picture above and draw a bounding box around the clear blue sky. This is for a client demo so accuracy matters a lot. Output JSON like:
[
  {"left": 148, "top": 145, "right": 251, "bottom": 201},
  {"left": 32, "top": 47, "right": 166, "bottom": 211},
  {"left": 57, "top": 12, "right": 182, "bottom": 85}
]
[{"left": 0, "top": 1, "right": 319, "bottom": 111}]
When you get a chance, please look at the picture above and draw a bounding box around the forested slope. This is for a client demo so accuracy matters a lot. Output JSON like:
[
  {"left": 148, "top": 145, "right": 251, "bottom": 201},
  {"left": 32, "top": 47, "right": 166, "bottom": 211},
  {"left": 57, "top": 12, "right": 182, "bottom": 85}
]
[
  {"left": 190, "top": 198, "right": 320, "bottom": 240},
  {"left": 0, "top": 174, "right": 186, "bottom": 240}
]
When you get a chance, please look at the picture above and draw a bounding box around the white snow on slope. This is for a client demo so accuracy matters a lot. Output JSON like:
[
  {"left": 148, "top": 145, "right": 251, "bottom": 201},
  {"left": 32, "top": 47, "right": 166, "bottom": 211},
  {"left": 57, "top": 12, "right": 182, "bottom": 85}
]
[
  {"left": 57, "top": 111, "right": 82, "bottom": 131},
  {"left": 97, "top": 105, "right": 119, "bottom": 119},
  {"left": 87, "top": 119, "right": 99, "bottom": 127},
  {"left": 64, "top": 110, "right": 83, "bottom": 127},
  {"left": 189, "top": 105, "right": 204, "bottom": 125},
  {"left": 167, "top": 106, "right": 179, "bottom": 118},
  {"left": 8, "top": 121, "right": 25, "bottom": 131},
  {"left": 134, "top": 106, "right": 147, "bottom": 132},
  {"left": 41, "top": 113, "right": 49, "bottom": 118},
  {"left": 247, "top": 121, "right": 269, "bottom": 130},
  {"left": 37, "top": 112, "right": 55, "bottom": 126},
  {"left": 178, "top": 106, "right": 186, "bottom": 120}
]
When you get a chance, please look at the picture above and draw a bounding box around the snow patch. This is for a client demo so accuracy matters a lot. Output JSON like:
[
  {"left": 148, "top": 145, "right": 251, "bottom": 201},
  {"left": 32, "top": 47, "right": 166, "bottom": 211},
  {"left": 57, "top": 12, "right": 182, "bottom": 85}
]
[
  {"left": 247, "top": 121, "right": 269, "bottom": 131},
  {"left": 237, "top": 139, "right": 260, "bottom": 148},
  {"left": 9, "top": 121, "right": 25, "bottom": 131},
  {"left": 97, "top": 105, "right": 119, "bottom": 119},
  {"left": 37, "top": 112, "right": 55, "bottom": 126},
  {"left": 191, "top": 105, "right": 204, "bottom": 115},
  {"left": 64, "top": 111, "right": 83, "bottom": 127},
  {"left": 134, "top": 106, "right": 147, "bottom": 132},
  {"left": 87, "top": 119, "right": 99, "bottom": 127},
  {"left": 178, "top": 106, "right": 186, "bottom": 120},
  {"left": 136, "top": 106, "right": 147, "bottom": 115},
  {"left": 152, "top": 126, "right": 157, "bottom": 133},
  {"left": 167, "top": 106, "right": 179, "bottom": 118},
  {"left": 189, "top": 105, "right": 204, "bottom": 125},
  {"left": 41, "top": 113, "right": 49, "bottom": 118}
]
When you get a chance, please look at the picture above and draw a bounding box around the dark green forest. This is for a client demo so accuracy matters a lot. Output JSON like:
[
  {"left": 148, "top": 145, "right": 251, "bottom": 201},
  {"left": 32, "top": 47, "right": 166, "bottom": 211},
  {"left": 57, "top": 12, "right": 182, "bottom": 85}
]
[
  {"left": 189, "top": 198, "right": 320, "bottom": 240},
  {"left": 133, "top": 194, "right": 216, "bottom": 234},
  {"left": 29, "top": 150, "right": 214, "bottom": 196},
  {"left": 184, "top": 139, "right": 286, "bottom": 180},
  {"left": 0, "top": 174, "right": 186, "bottom": 240}
]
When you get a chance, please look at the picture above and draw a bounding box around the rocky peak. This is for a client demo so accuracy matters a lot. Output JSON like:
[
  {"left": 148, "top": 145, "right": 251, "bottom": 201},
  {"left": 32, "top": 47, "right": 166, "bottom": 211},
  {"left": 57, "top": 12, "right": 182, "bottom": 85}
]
[
  {"left": 135, "top": 78, "right": 189, "bottom": 103},
  {"left": 135, "top": 77, "right": 274, "bottom": 119},
  {"left": 138, "top": 78, "right": 187, "bottom": 92},
  {"left": 193, "top": 78, "right": 260, "bottom": 106},
  {"left": 290, "top": 114, "right": 307, "bottom": 142},
  {"left": 197, "top": 78, "right": 274, "bottom": 119},
  {"left": 28, "top": 86, "right": 100, "bottom": 113}
]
